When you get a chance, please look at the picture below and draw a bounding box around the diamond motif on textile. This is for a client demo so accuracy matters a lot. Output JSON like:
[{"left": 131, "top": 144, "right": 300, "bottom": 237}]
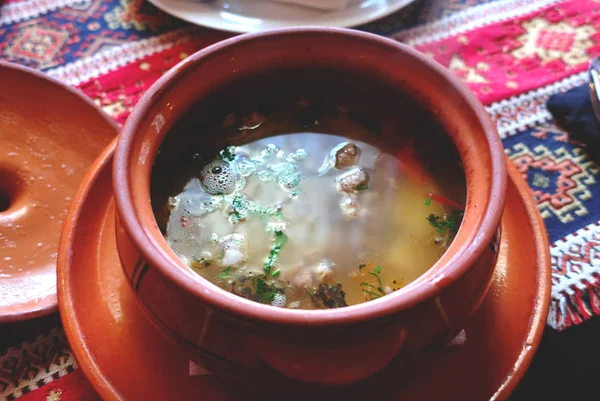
[
  {"left": 3, "top": 24, "right": 69, "bottom": 69},
  {"left": 507, "top": 142, "right": 599, "bottom": 223},
  {"left": 512, "top": 17, "right": 596, "bottom": 66}
]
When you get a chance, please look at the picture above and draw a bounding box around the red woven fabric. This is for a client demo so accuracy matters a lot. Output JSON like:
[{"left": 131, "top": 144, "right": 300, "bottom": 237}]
[
  {"left": 405, "top": 0, "right": 600, "bottom": 104},
  {"left": 78, "top": 32, "right": 229, "bottom": 124},
  {"left": 16, "top": 372, "right": 98, "bottom": 401}
]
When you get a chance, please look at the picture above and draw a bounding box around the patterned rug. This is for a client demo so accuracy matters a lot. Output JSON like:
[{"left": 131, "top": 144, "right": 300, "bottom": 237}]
[{"left": 1, "top": 0, "right": 600, "bottom": 399}]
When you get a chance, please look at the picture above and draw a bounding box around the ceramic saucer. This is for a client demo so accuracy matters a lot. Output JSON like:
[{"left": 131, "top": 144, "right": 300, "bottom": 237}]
[
  {"left": 57, "top": 141, "right": 550, "bottom": 401},
  {"left": 0, "top": 62, "right": 117, "bottom": 322},
  {"left": 146, "top": 0, "right": 418, "bottom": 33}
]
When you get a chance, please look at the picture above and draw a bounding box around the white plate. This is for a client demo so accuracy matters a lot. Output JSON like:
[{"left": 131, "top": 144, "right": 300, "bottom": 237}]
[{"left": 147, "top": 0, "right": 418, "bottom": 33}]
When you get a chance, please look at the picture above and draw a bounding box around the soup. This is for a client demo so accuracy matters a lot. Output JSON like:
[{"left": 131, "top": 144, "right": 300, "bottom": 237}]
[{"left": 152, "top": 71, "right": 465, "bottom": 310}]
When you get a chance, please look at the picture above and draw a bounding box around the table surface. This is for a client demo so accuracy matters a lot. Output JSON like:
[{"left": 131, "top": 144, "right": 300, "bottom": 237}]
[{"left": 2, "top": 0, "right": 600, "bottom": 399}]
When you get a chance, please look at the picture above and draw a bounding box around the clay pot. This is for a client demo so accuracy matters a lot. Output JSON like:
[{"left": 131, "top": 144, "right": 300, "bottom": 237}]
[{"left": 113, "top": 28, "right": 506, "bottom": 385}]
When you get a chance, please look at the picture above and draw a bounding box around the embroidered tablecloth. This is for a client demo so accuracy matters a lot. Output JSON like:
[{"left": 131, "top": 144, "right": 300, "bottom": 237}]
[{"left": 1, "top": 0, "right": 600, "bottom": 399}]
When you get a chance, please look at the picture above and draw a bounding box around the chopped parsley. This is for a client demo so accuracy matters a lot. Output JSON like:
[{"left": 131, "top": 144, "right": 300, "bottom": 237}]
[
  {"left": 356, "top": 184, "right": 369, "bottom": 191},
  {"left": 360, "top": 265, "right": 385, "bottom": 300},
  {"left": 427, "top": 210, "right": 464, "bottom": 239},
  {"left": 219, "top": 266, "right": 231, "bottom": 280},
  {"left": 229, "top": 194, "right": 245, "bottom": 223},
  {"left": 255, "top": 278, "right": 267, "bottom": 299},
  {"left": 228, "top": 194, "right": 284, "bottom": 224},
  {"left": 220, "top": 146, "right": 236, "bottom": 162},
  {"left": 425, "top": 197, "right": 432, "bottom": 207},
  {"left": 264, "top": 230, "right": 288, "bottom": 276},
  {"left": 255, "top": 277, "right": 283, "bottom": 303}
]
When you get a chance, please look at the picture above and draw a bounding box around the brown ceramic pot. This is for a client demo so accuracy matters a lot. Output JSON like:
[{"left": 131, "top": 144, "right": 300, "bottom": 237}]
[{"left": 113, "top": 27, "right": 506, "bottom": 385}]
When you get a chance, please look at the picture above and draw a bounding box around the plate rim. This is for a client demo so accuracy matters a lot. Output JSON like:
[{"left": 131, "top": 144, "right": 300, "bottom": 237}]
[
  {"left": 491, "top": 159, "right": 551, "bottom": 400},
  {"left": 0, "top": 61, "right": 119, "bottom": 323},
  {"left": 57, "top": 143, "right": 551, "bottom": 400},
  {"left": 146, "top": 0, "right": 419, "bottom": 33}
]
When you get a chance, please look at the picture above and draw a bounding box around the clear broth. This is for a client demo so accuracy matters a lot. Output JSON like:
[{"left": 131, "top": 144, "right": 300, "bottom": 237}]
[{"left": 151, "top": 69, "right": 466, "bottom": 310}]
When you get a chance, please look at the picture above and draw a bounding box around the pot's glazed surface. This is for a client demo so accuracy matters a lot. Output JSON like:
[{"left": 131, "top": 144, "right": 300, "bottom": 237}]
[{"left": 113, "top": 28, "right": 506, "bottom": 384}]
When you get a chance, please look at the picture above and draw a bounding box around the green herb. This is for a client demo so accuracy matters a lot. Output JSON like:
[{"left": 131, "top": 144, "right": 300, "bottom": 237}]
[
  {"left": 425, "top": 197, "right": 432, "bottom": 207},
  {"left": 306, "top": 283, "right": 348, "bottom": 309},
  {"left": 271, "top": 269, "right": 281, "bottom": 277},
  {"left": 427, "top": 210, "right": 464, "bottom": 239},
  {"left": 370, "top": 265, "right": 384, "bottom": 292},
  {"left": 262, "top": 291, "right": 277, "bottom": 303},
  {"left": 220, "top": 146, "right": 236, "bottom": 162},
  {"left": 360, "top": 265, "right": 385, "bottom": 300},
  {"left": 356, "top": 184, "right": 369, "bottom": 191},
  {"left": 229, "top": 194, "right": 245, "bottom": 223},
  {"left": 255, "top": 277, "right": 283, "bottom": 303},
  {"left": 229, "top": 194, "right": 283, "bottom": 224},
  {"left": 219, "top": 266, "right": 231, "bottom": 280},
  {"left": 255, "top": 278, "right": 266, "bottom": 297},
  {"left": 264, "top": 230, "right": 288, "bottom": 276}
]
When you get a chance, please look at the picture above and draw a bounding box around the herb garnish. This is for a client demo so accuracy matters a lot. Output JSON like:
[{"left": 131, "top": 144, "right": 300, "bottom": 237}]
[
  {"left": 219, "top": 266, "right": 231, "bottom": 280},
  {"left": 356, "top": 184, "right": 369, "bottom": 191},
  {"left": 360, "top": 265, "right": 385, "bottom": 300},
  {"left": 427, "top": 210, "right": 464, "bottom": 239},
  {"left": 264, "top": 230, "right": 288, "bottom": 276},
  {"left": 425, "top": 197, "right": 432, "bottom": 207},
  {"left": 229, "top": 194, "right": 284, "bottom": 224},
  {"left": 220, "top": 146, "right": 236, "bottom": 162},
  {"left": 255, "top": 277, "right": 283, "bottom": 303},
  {"left": 255, "top": 278, "right": 267, "bottom": 300},
  {"left": 229, "top": 194, "right": 245, "bottom": 223}
]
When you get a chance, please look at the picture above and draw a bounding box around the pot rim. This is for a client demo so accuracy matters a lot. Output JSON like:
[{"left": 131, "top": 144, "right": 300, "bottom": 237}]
[{"left": 113, "top": 27, "right": 507, "bottom": 327}]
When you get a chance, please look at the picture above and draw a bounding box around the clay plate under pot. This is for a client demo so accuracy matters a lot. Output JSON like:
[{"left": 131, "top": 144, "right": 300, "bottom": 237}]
[
  {"left": 57, "top": 141, "right": 551, "bottom": 401},
  {"left": 0, "top": 62, "right": 117, "bottom": 322}
]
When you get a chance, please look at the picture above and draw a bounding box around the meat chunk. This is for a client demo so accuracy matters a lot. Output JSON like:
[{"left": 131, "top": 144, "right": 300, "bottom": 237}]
[
  {"left": 335, "top": 143, "right": 360, "bottom": 169},
  {"left": 336, "top": 167, "right": 369, "bottom": 193}
]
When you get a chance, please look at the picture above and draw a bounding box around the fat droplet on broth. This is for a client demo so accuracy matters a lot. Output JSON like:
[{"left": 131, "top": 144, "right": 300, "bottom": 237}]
[{"left": 200, "top": 161, "right": 238, "bottom": 195}]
